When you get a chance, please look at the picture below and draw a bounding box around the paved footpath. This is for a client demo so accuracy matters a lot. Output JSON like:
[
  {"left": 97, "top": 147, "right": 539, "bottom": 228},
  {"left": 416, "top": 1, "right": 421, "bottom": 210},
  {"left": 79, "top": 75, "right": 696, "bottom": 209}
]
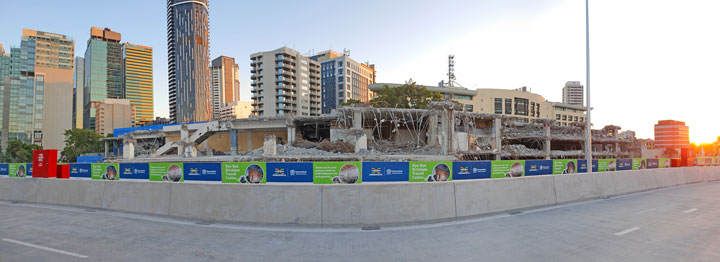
[{"left": 1, "top": 182, "right": 719, "bottom": 262}]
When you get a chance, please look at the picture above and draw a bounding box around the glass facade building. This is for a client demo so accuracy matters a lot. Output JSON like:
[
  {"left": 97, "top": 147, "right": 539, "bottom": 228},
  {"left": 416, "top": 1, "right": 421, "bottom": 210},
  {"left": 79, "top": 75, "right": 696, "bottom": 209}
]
[
  {"left": 73, "top": 57, "right": 84, "bottom": 129},
  {"left": 123, "top": 43, "right": 153, "bottom": 124},
  {"left": 83, "top": 27, "right": 123, "bottom": 130},
  {"left": 167, "top": 0, "right": 211, "bottom": 123}
]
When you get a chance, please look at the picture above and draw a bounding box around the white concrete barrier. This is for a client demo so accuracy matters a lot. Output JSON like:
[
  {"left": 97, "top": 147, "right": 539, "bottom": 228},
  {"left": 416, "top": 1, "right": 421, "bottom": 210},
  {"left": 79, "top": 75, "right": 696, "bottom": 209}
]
[
  {"left": 682, "top": 167, "right": 706, "bottom": 184},
  {"left": 553, "top": 172, "right": 616, "bottom": 204},
  {"left": 36, "top": 179, "right": 105, "bottom": 208},
  {"left": 455, "top": 176, "right": 557, "bottom": 217},
  {"left": 653, "top": 168, "right": 686, "bottom": 188},
  {"left": 0, "top": 177, "right": 40, "bottom": 202},
  {"left": 612, "top": 170, "right": 659, "bottom": 195},
  {"left": 709, "top": 166, "right": 720, "bottom": 182},
  {"left": 322, "top": 182, "right": 456, "bottom": 225},
  {"left": 102, "top": 181, "right": 172, "bottom": 216},
  {"left": 169, "top": 183, "right": 323, "bottom": 225}
]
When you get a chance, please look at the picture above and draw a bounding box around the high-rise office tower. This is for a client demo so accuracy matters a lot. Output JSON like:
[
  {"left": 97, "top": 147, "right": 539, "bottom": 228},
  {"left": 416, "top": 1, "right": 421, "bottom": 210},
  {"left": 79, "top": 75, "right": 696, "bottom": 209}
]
[
  {"left": 210, "top": 56, "right": 240, "bottom": 120},
  {"left": 83, "top": 27, "right": 123, "bottom": 130},
  {"left": 73, "top": 57, "right": 85, "bottom": 129},
  {"left": 562, "top": 81, "right": 584, "bottom": 106},
  {"left": 0, "top": 29, "right": 74, "bottom": 151},
  {"left": 122, "top": 43, "right": 153, "bottom": 124},
  {"left": 250, "top": 47, "right": 321, "bottom": 117},
  {"left": 167, "top": 0, "right": 211, "bottom": 123},
  {"left": 311, "top": 50, "right": 376, "bottom": 114}
]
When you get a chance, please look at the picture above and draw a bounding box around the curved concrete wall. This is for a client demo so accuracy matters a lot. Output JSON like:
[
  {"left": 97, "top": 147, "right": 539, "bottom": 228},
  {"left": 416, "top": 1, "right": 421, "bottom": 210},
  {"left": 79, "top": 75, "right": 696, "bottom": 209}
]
[{"left": 1, "top": 166, "right": 719, "bottom": 226}]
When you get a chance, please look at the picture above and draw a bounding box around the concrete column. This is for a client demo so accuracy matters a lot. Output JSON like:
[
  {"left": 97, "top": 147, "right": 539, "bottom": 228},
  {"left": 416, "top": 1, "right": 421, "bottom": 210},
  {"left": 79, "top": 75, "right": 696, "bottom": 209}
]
[
  {"left": 104, "top": 141, "right": 110, "bottom": 158},
  {"left": 494, "top": 118, "right": 502, "bottom": 160},
  {"left": 287, "top": 127, "right": 296, "bottom": 145},
  {"left": 447, "top": 109, "right": 455, "bottom": 154},
  {"left": 428, "top": 114, "right": 439, "bottom": 146},
  {"left": 353, "top": 110, "right": 362, "bottom": 129},
  {"left": 230, "top": 129, "right": 238, "bottom": 155},
  {"left": 264, "top": 135, "right": 277, "bottom": 156},
  {"left": 113, "top": 141, "right": 119, "bottom": 157},
  {"left": 441, "top": 114, "right": 448, "bottom": 155},
  {"left": 123, "top": 141, "right": 135, "bottom": 160},
  {"left": 247, "top": 131, "right": 253, "bottom": 151},
  {"left": 544, "top": 124, "right": 551, "bottom": 160}
]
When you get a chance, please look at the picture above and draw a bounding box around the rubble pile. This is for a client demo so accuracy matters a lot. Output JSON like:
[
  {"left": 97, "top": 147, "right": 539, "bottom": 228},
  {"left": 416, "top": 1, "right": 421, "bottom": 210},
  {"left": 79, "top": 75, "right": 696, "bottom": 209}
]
[{"left": 293, "top": 139, "right": 355, "bottom": 154}]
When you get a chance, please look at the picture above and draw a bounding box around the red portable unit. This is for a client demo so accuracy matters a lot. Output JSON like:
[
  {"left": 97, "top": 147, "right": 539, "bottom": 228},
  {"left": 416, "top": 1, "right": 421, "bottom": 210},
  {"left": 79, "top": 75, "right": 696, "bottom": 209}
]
[
  {"left": 57, "top": 164, "right": 70, "bottom": 179},
  {"left": 32, "top": 149, "right": 58, "bottom": 178}
]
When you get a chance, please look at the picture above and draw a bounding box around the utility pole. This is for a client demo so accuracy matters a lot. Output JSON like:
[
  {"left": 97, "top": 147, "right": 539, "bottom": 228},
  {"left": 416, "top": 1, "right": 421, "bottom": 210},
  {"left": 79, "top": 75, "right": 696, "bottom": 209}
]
[{"left": 585, "top": 0, "right": 593, "bottom": 172}]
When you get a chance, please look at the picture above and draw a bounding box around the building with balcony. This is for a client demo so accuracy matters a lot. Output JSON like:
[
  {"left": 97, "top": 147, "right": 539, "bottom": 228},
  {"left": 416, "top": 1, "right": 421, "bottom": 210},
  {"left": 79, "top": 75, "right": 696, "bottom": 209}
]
[
  {"left": 218, "top": 101, "right": 252, "bottom": 120},
  {"left": 73, "top": 57, "right": 85, "bottom": 129},
  {"left": 562, "top": 81, "right": 584, "bottom": 106},
  {"left": 123, "top": 43, "right": 153, "bottom": 124},
  {"left": 210, "top": 56, "right": 240, "bottom": 120},
  {"left": 95, "top": 98, "right": 136, "bottom": 137},
  {"left": 310, "top": 50, "right": 376, "bottom": 114},
  {"left": 250, "top": 47, "right": 321, "bottom": 117}
]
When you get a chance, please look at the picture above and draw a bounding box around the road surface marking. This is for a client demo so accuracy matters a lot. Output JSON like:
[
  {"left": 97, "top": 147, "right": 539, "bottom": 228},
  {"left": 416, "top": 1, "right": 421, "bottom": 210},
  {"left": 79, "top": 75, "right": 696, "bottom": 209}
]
[
  {"left": 614, "top": 227, "right": 640, "bottom": 236},
  {"left": 2, "top": 238, "right": 88, "bottom": 258},
  {"left": 683, "top": 208, "right": 698, "bottom": 214}
]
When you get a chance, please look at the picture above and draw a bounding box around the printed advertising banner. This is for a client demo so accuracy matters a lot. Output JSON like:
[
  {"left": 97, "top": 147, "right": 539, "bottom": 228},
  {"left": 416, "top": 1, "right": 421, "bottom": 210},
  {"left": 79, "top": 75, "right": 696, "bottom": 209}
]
[
  {"left": 597, "top": 159, "right": 617, "bottom": 172},
  {"left": 646, "top": 159, "right": 659, "bottom": 169},
  {"left": 577, "top": 160, "right": 599, "bottom": 173},
  {"left": 659, "top": 158, "right": 671, "bottom": 168},
  {"left": 409, "top": 162, "right": 452, "bottom": 182},
  {"left": 183, "top": 162, "right": 222, "bottom": 182},
  {"left": 69, "top": 164, "right": 91, "bottom": 178},
  {"left": 27, "top": 164, "right": 32, "bottom": 177},
  {"left": 362, "top": 162, "right": 409, "bottom": 182},
  {"left": 0, "top": 164, "right": 8, "bottom": 175},
  {"left": 524, "top": 160, "right": 553, "bottom": 176},
  {"left": 222, "top": 162, "right": 267, "bottom": 184},
  {"left": 632, "top": 158, "right": 647, "bottom": 170},
  {"left": 9, "top": 163, "right": 27, "bottom": 178},
  {"left": 616, "top": 159, "right": 632, "bottom": 171},
  {"left": 453, "top": 161, "right": 492, "bottom": 180},
  {"left": 149, "top": 163, "right": 184, "bottom": 182},
  {"left": 119, "top": 163, "right": 150, "bottom": 180},
  {"left": 91, "top": 163, "right": 119, "bottom": 180},
  {"left": 313, "top": 162, "right": 362, "bottom": 184},
  {"left": 552, "top": 159, "right": 578, "bottom": 174},
  {"left": 491, "top": 160, "right": 525, "bottom": 178},
  {"left": 266, "top": 162, "right": 313, "bottom": 183}
]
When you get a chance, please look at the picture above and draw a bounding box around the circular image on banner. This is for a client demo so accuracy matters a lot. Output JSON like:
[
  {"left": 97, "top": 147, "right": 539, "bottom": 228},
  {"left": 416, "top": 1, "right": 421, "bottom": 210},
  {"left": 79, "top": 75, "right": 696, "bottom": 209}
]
[
  {"left": 427, "top": 163, "right": 451, "bottom": 182},
  {"left": 607, "top": 160, "right": 616, "bottom": 171},
  {"left": 16, "top": 165, "right": 26, "bottom": 177},
  {"left": 505, "top": 162, "right": 524, "bottom": 178},
  {"left": 163, "top": 164, "right": 182, "bottom": 182},
  {"left": 562, "top": 161, "right": 576, "bottom": 174},
  {"left": 102, "top": 165, "right": 117, "bottom": 180},
  {"left": 240, "top": 164, "right": 264, "bottom": 184},
  {"left": 333, "top": 164, "right": 360, "bottom": 184},
  {"left": 640, "top": 160, "right": 646, "bottom": 169},
  {"left": 664, "top": 160, "right": 670, "bottom": 168}
]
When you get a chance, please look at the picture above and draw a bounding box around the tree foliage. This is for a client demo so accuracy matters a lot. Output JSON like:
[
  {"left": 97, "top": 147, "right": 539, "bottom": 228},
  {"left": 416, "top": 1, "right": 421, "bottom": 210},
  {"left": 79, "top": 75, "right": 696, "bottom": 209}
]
[
  {"left": 340, "top": 99, "right": 363, "bottom": 107},
  {"left": 0, "top": 140, "right": 42, "bottom": 163},
  {"left": 61, "top": 129, "right": 104, "bottom": 162},
  {"left": 370, "top": 81, "right": 444, "bottom": 109}
]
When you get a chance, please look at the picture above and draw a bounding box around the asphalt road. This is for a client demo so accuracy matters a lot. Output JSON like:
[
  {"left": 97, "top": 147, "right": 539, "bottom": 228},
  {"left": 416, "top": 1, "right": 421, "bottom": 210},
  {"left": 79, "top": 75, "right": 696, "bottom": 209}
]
[{"left": 1, "top": 182, "right": 719, "bottom": 262}]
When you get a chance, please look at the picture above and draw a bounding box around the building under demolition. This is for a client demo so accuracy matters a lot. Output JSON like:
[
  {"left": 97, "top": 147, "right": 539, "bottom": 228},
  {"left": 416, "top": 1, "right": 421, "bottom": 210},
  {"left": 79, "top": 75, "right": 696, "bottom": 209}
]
[{"left": 106, "top": 102, "right": 638, "bottom": 162}]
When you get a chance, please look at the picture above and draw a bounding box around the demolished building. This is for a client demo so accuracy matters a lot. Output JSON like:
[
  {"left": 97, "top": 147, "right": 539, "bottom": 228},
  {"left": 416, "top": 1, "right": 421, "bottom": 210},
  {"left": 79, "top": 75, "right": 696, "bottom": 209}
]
[{"left": 106, "top": 102, "right": 638, "bottom": 162}]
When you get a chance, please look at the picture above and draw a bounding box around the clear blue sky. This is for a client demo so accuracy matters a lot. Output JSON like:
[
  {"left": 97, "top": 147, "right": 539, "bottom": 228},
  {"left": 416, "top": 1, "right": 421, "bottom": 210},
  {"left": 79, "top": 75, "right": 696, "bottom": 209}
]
[{"left": 1, "top": 0, "right": 718, "bottom": 143}]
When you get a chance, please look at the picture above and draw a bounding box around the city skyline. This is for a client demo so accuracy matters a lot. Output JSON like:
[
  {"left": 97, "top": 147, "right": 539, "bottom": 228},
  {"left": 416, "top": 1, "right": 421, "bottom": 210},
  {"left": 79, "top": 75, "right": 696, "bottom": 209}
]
[{"left": 1, "top": 0, "right": 718, "bottom": 142}]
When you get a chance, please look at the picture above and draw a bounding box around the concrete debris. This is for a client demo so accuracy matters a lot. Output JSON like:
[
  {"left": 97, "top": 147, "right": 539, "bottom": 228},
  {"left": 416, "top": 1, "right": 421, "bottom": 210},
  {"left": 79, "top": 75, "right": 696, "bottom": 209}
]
[
  {"left": 293, "top": 139, "right": 355, "bottom": 154},
  {"left": 503, "top": 144, "right": 543, "bottom": 155}
]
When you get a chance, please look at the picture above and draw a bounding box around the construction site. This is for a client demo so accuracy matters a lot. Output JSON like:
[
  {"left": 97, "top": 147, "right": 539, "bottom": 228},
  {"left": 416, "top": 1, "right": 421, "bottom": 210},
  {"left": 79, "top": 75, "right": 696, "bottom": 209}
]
[{"left": 104, "top": 101, "right": 637, "bottom": 163}]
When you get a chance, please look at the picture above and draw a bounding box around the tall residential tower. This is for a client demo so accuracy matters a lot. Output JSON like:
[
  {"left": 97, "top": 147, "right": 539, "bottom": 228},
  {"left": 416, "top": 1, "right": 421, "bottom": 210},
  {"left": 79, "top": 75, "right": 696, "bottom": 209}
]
[
  {"left": 311, "top": 50, "right": 376, "bottom": 114},
  {"left": 123, "top": 43, "right": 153, "bottom": 124},
  {"left": 562, "top": 81, "right": 584, "bottom": 106},
  {"left": 210, "top": 56, "right": 240, "bottom": 120},
  {"left": 83, "top": 27, "right": 123, "bottom": 130},
  {"left": 250, "top": 47, "right": 321, "bottom": 117},
  {"left": 167, "top": 0, "right": 211, "bottom": 123}
]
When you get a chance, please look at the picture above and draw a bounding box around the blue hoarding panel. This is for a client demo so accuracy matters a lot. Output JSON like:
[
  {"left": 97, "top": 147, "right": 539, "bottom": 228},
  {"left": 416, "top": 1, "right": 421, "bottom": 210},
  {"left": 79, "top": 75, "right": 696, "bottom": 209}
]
[
  {"left": 646, "top": 159, "right": 659, "bottom": 169},
  {"left": 617, "top": 159, "right": 632, "bottom": 171},
  {"left": 453, "top": 161, "right": 492, "bottom": 180},
  {"left": 119, "top": 163, "right": 150, "bottom": 180},
  {"left": 27, "top": 164, "right": 32, "bottom": 176},
  {"left": 362, "top": 162, "right": 410, "bottom": 182},
  {"left": 266, "top": 162, "right": 313, "bottom": 183},
  {"left": 525, "top": 160, "right": 553, "bottom": 176},
  {"left": 0, "top": 164, "right": 8, "bottom": 175},
  {"left": 69, "top": 164, "right": 92, "bottom": 178},
  {"left": 578, "top": 160, "right": 599, "bottom": 173},
  {"left": 77, "top": 156, "right": 104, "bottom": 163},
  {"left": 183, "top": 162, "right": 222, "bottom": 182}
]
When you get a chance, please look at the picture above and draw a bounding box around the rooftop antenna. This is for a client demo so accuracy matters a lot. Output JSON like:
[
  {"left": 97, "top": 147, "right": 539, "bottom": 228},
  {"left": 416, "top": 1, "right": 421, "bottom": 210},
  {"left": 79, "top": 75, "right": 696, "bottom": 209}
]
[
  {"left": 448, "top": 55, "right": 456, "bottom": 87},
  {"left": 343, "top": 48, "right": 350, "bottom": 57}
]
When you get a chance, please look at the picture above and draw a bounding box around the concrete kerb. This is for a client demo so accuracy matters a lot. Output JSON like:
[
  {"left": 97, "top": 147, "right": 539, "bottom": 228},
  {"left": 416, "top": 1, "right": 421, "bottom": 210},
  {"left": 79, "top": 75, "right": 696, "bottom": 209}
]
[
  {"left": 553, "top": 172, "right": 616, "bottom": 204},
  {"left": 169, "top": 183, "right": 323, "bottom": 225}
]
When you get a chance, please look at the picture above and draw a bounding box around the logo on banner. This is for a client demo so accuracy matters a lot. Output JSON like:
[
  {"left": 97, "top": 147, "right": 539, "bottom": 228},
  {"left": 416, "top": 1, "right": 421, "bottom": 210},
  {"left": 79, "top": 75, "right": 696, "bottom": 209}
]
[
  {"left": 459, "top": 167, "right": 470, "bottom": 174},
  {"left": 72, "top": 167, "right": 78, "bottom": 172},
  {"left": 371, "top": 168, "right": 382, "bottom": 175},
  {"left": 529, "top": 165, "right": 538, "bottom": 172},
  {"left": 274, "top": 168, "right": 285, "bottom": 176},
  {"left": 189, "top": 168, "right": 199, "bottom": 174},
  {"left": 124, "top": 168, "right": 132, "bottom": 174}
]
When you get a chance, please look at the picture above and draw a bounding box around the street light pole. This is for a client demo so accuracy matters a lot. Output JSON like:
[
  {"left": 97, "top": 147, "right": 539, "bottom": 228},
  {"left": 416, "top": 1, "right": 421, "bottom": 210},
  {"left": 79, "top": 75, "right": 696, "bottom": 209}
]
[{"left": 585, "top": 0, "right": 593, "bottom": 172}]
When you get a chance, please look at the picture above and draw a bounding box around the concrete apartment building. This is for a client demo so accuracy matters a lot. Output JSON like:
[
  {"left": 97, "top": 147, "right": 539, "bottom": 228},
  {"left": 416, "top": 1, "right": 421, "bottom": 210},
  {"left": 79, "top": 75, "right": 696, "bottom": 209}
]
[
  {"left": 562, "top": 81, "right": 584, "bottom": 106},
  {"left": 123, "top": 43, "right": 153, "bottom": 124},
  {"left": 250, "top": 47, "right": 321, "bottom": 117},
  {"left": 370, "top": 83, "right": 586, "bottom": 126},
  {"left": 83, "top": 27, "right": 123, "bottom": 131},
  {"left": 310, "top": 50, "right": 376, "bottom": 114},
  {"left": 95, "top": 98, "right": 136, "bottom": 136},
  {"left": 0, "top": 29, "right": 74, "bottom": 152},
  {"left": 167, "top": 0, "right": 212, "bottom": 123},
  {"left": 210, "top": 56, "right": 240, "bottom": 120},
  {"left": 218, "top": 101, "right": 252, "bottom": 120},
  {"left": 654, "top": 120, "right": 690, "bottom": 150},
  {"left": 73, "top": 57, "right": 85, "bottom": 129}
]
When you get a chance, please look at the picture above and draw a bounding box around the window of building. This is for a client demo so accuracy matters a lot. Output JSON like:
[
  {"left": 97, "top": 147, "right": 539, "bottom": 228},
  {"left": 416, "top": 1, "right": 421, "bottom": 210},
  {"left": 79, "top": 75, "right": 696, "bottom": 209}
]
[
  {"left": 556, "top": 114, "right": 561, "bottom": 120},
  {"left": 530, "top": 102, "right": 535, "bottom": 116},
  {"left": 514, "top": 98, "right": 528, "bottom": 116},
  {"left": 562, "top": 115, "right": 567, "bottom": 121},
  {"left": 494, "top": 98, "right": 502, "bottom": 114},
  {"left": 464, "top": 104, "right": 473, "bottom": 112},
  {"left": 574, "top": 116, "right": 578, "bottom": 122},
  {"left": 455, "top": 95, "right": 471, "bottom": 100},
  {"left": 505, "top": 99, "right": 512, "bottom": 114}
]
